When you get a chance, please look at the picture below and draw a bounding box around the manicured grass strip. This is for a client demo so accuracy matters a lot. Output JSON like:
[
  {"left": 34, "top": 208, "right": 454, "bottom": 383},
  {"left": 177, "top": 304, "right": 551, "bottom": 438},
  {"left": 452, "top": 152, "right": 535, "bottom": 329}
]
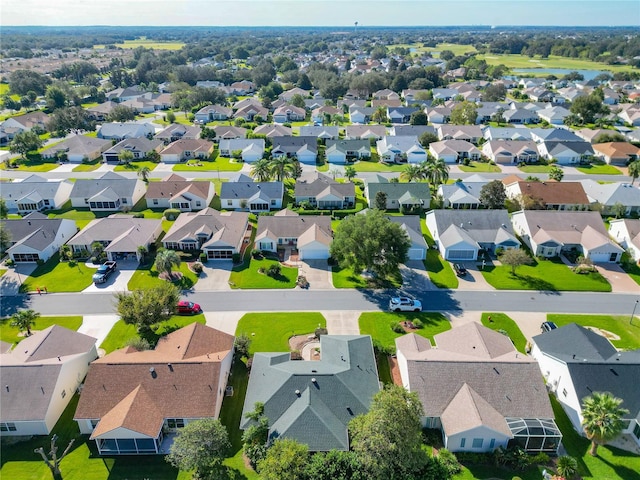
[
  {"left": 546, "top": 314, "right": 640, "bottom": 350},
  {"left": 331, "top": 265, "right": 403, "bottom": 289},
  {"left": 22, "top": 254, "right": 94, "bottom": 293},
  {"left": 458, "top": 161, "right": 501, "bottom": 173},
  {"left": 235, "top": 312, "right": 326, "bottom": 354},
  {"left": 172, "top": 157, "right": 243, "bottom": 172},
  {"left": 353, "top": 159, "right": 407, "bottom": 172},
  {"left": 621, "top": 261, "right": 640, "bottom": 287},
  {"left": 549, "top": 394, "right": 640, "bottom": 480},
  {"left": 481, "top": 257, "right": 611, "bottom": 292},
  {"left": 113, "top": 160, "right": 157, "bottom": 172},
  {"left": 0, "top": 315, "right": 83, "bottom": 345},
  {"left": 518, "top": 164, "right": 553, "bottom": 173},
  {"left": 359, "top": 312, "right": 451, "bottom": 350},
  {"left": 424, "top": 249, "right": 459, "bottom": 289},
  {"left": 481, "top": 313, "right": 528, "bottom": 354},
  {"left": 229, "top": 256, "right": 298, "bottom": 289},
  {"left": 72, "top": 160, "right": 102, "bottom": 172},
  {"left": 376, "top": 351, "right": 393, "bottom": 385},
  {"left": 576, "top": 163, "right": 622, "bottom": 175},
  {"left": 127, "top": 261, "right": 199, "bottom": 290},
  {"left": 100, "top": 315, "right": 205, "bottom": 353}
]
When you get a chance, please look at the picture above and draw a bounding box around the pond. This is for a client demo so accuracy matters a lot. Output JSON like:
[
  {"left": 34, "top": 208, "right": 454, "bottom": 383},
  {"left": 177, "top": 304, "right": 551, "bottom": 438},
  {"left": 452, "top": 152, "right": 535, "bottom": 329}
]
[{"left": 510, "top": 68, "right": 609, "bottom": 81}]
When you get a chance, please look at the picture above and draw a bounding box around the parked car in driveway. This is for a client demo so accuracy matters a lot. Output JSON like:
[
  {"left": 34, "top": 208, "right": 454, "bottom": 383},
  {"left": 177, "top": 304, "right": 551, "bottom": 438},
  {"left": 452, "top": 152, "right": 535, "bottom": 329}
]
[
  {"left": 92, "top": 261, "right": 117, "bottom": 284},
  {"left": 177, "top": 301, "right": 202, "bottom": 315},
  {"left": 453, "top": 263, "right": 467, "bottom": 277},
  {"left": 540, "top": 321, "right": 558, "bottom": 333},
  {"left": 389, "top": 297, "right": 422, "bottom": 312}
]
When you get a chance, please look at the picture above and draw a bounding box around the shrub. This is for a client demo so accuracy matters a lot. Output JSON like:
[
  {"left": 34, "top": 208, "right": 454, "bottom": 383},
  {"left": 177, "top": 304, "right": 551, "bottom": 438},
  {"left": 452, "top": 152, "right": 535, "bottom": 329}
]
[
  {"left": 266, "top": 264, "right": 281, "bottom": 277},
  {"left": 290, "top": 350, "right": 302, "bottom": 360},
  {"left": 199, "top": 253, "right": 207, "bottom": 263},
  {"left": 125, "top": 337, "right": 151, "bottom": 351},
  {"left": 68, "top": 260, "right": 77, "bottom": 267},
  {"left": 412, "top": 319, "right": 424, "bottom": 329},
  {"left": 531, "top": 452, "right": 550, "bottom": 466},
  {"left": 437, "top": 448, "right": 461, "bottom": 476},
  {"left": 391, "top": 321, "right": 405, "bottom": 334},
  {"left": 232, "top": 253, "right": 241, "bottom": 263},
  {"left": 36, "top": 259, "right": 45, "bottom": 266},
  {"left": 251, "top": 249, "right": 262, "bottom": 259},
  {"left": 132, "top": 212, "right": 145, "bottom": 218},
  {"left": 90, "top": 256, "right": 98, "bottom": 264},
  {"left": 5, "top": 259, "right": 15, "bottom": 267},
  {"left": 315, "top": 327, "right": 328, "bottom": 337},
  {"left": 192, "top": 262, "right": 203, "bottom": 274},
  {"left": 163, "top": 208, "right": 181, "bottom": 220}
]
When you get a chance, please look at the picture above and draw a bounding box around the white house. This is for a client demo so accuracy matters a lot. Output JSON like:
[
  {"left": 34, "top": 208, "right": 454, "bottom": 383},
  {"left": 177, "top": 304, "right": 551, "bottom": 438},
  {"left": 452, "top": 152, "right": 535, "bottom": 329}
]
[
  {"left": 2, "top": 213, "right": 77, "bottom": 263},
  {"left": 608, "top": 219, "right": 640, "bottom": 262},
  {"left": 218, "top": 139, "right": 265, "bottom": 163},
  {"left": 1, "top": 175, "right": 73, "bottom": 213},
  {"left": 69, "top": 172, "right": 146, "bottom": 212}
]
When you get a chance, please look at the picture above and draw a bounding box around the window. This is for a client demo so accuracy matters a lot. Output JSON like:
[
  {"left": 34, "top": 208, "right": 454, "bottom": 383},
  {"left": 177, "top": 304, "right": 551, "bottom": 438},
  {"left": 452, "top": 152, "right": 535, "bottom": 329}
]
[
  {"left": 84, "top": 198, "right": 89, "bottom": 204},
  {"left": 562, "top": 388, "right": 567, "bottom": 397},
  {"left": 227, "top": 200, "right": 233, "bottom": 206},
  {"left": 460, "top": 438, "right": 466, "bottom": 448},
  {"left": 61, "top": 389, "right": 66, "bottom": 399},
  {"left": 196, "top": 201, "right": 201, "bottom": 207},
  {"left": 90, "top": 419, "right": 99, "bottom": 428},
  {"left": 0, "top": 422, "right": 17, "bottom": 432},
  {"left": 633, "top": 422, "right": 640, "bottom": 440},
  {"left": 489, "top": 438, "right": 495, "bottom": 449},
  {"left": 472, "top": 438, "right": 483, "bottom": 449},
  {"left": 121, "top": 198, "right": 127, "bottom": 204},
  {"left": 166, "top": 418, "right": 185, "bottom": 429},
  {"left": 153, "top": 199, "right": 159, "bottom": 205},
  {"left": 271, "top": 199, "right": 276, "bottom": 205}
]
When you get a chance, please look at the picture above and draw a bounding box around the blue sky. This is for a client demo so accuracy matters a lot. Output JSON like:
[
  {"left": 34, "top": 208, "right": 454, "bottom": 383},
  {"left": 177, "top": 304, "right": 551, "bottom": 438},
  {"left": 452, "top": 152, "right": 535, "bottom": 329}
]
[{"left": 3, "top": 0, "right": 639, "bottom": 27}]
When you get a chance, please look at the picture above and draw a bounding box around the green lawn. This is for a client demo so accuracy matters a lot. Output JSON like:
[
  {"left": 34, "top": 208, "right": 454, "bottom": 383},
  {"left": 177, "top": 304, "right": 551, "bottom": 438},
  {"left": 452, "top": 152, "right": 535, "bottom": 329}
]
[
  {"left": 481, "top": 257, "right": 611, "bottom": 292},
  {"left": 0, "top": 156, "right": 59, "bottom": 172},
  {"left": 22, "top": 254, "right": 94, "bottom": 293},
  {"left": 518, "top": 164, "right": 554, "bottom": 173},
  {"left": 358, "top": 312, "right": 451, "bottom": 350},
  {"left": 72, "top": 160, "right": 102, "bottom": 172},
  {"left": 100, "top": 315, "right": 206, "bottom": 354},
  {"left": 331, "top": 265, "right": 403, "bottom": 289},
  {"left": 0, "top": 315, "right": 83, "bottom": 345},
  {"left": 111, "top": 38, "right": 186, "bottom": 50},
  {"left": 228, "top": 256, "right": 298, "bottom": 289},
  {"left": 127, "top": 261, "right": 199, "bottom": 290},
  {"left": 47, "top": 202, "right": 166, "bottom": 230},
  {"left": 477, "top": 53, "right": 635, "bottom": 74},
  {"left": 0, "top": 394, "right": 188, "bottom": 480},
  {"left": 576, "top": 162, "right": 623, "bottom": 175},
  {"left": 113, "top": 161, "right": 158, "bottom": 172},
  {"left": 546, "top": 314, "right": 640, "bottom": 350},
  {"left": 353, "top": 158, "right": 407, "bottom": 173},
  {"left": 0, "top": 269, "right": 6, "bottom": 277},
  {"left": 480, "top": 313, "right": 528, "bottom": 353},
  {"left": 549, "top": 394, "right": 640, "bottom": 480},
  {"left": 621, "top": 261, "right": 640, "bottom": 286},
  {"left": 424, "top": 249, "right": 459, "bottom": 289},
  {"left": 458, "top": 161, "right": 501, "bottom": 173},
  {"left": 235, "top": 312, "right": 326, "bottom": 354},
  {"left": 172, "top": 156, "right": 243, "bottom": 172}
]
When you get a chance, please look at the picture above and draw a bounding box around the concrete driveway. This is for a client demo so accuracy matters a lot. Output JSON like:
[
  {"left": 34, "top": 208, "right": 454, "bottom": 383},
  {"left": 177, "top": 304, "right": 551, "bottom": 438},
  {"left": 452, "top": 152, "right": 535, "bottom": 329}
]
[
  {"left": 595, "top": 263, "right": 640, "bottom": 293},
  {"left": 299, "top": 260, "right": 333, "bottom": 289},
  {"left": 0, "top": 263, "right": 36, "bottom": 295},
  {"left": 77, "top": 314, "right": 120, "bottom": 354},
  {"left": 401, "top": 261, "right": 435, "bottom": 291},
  {"left": 455, "top": 262, "right": 495, "bottom": 291},
  {"left": 194, "top": 262, "right": 233, "bottom": 291},
  {"left": 82, "top": 260, "right": 139, "bottom": 293},
  {"left": 323, "top": 310, "right": 361, "bottom": 335}
]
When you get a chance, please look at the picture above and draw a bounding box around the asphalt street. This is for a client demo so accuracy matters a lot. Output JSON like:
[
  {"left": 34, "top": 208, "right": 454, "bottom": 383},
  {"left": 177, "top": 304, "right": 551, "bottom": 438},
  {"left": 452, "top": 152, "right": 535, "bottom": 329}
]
[{"left": 2, "top": 289, "right": 638, "bottom": 318}]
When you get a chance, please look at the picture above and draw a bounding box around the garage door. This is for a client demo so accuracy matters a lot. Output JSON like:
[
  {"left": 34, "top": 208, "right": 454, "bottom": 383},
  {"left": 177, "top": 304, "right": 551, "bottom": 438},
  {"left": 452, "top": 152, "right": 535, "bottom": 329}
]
[
  {"left": 588, "top": 252, "right": 615, "bottom": 263},
  {"left": 207, "top": 250, "right": 233, "bottom": 259},
  {"left": 408, "top": 248, "right": 425, "bottom": 260},
  {"left": 300, "top": 248, "right": 328, "bottom": 260},
  {"left": 447, "top": 249, "right": 475, "bottom": 260}
]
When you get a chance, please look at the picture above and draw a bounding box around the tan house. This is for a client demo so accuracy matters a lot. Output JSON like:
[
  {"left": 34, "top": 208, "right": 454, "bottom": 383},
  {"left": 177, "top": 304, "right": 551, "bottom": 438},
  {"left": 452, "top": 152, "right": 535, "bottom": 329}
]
[
  {"left": 145, "top": 174, "right": 214, "bottom": 211},
  {"left": 505, "top": 181, "right": 590, "bottom": 211},
  {"left": 592, "top": 142, "right": 640, "bottom": 165},
  {"left": 159, "top": 139, "right": 214, "bottom": 163}
]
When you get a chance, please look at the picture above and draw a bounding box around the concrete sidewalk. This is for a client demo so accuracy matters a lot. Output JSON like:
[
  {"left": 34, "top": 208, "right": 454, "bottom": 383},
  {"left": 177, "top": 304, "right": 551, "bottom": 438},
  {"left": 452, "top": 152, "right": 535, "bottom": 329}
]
[
  {"left": 204, "top": 310, "right": 246, "bottom": 335},
  {"left": 78, "top": 314, "right": 119, "bottom": 355}
]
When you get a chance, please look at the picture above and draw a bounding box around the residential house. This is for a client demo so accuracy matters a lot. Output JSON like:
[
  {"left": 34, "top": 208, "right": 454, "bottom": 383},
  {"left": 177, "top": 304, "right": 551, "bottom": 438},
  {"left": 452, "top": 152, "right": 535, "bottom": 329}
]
[
  {"left": 1, "top": 174, "right": 73, "bottom": 213},
  {"left": 253, "top": 124, "right": 293, "bottom": 138},
  {"left": 592, "top": 142, "right": 640, "bottom": 165},
  {"left": 298, "top": 126, "right": 339, "bottom": 140},
  {"left": 349, "top": 106, "right": 375, "bottom": 124},
  {"left": 218, "top": 138, "right": 265, "bottom": 163},
  {"left": 617, "top": 105, "right": 640, "bottom": 126},
  {"left": 609, "top": 219, "right": 640, "bottom": 262},
  {"left": 119, "top": 97, "right": 156, "bottom": 114},
  {"left": 437, "top": 176, "right": 490, "bottom": 209},
  {"left": 581, "top": 179, "right": 640, "bottom": 216},
  {"left": 86, "top": 101, "right": 119, "bottom": 122},
  {"left": 387, "top": 215, "right": 428, "bottom": 260},
  {"left": 531, "top": 324, "right": 640, "bottom": 449},
  {"left": 426, "top": 106, "right": 452, "bottom": 124},
  {"left": 271, "top": 136, "right": 318, "bottom": 164},
  {"left": 482, "top": 127, "right": 533, "bottom": 142},
  {"left": 233, "top": 103, "right": 269, "bottom": 122},
  {"left": 387, "top": 106, "right": 419, "bottom": 124},
  {"left": 377, "top": 136, "right": 427, "bottom": 164},
  {"left": 194, "top": 104, "right": 233, "bottom": 123},
  {"left": 40, "top": 135, "right": 111, "bottom": 163},
  {"left": 162, "top": 208, "right": 249, "bottom": 259},
  {"left": 432, "top": 88, "right": 458, "bottom": 101},
  {"left": 325, "top": 139, "right": 370, "bottom": 164},
  {"left": 255, "top": 210, "right": 332, "bottom": 260},
  {"left": 68, "top": 215, "right": 162, "bottom": 261},
  {"left": 1, "top": 213, "right": 77, "bottom": 263},
  {"left": 74, "top": 323, "right": 234, "bottom": 455},
  {"left": 219, "top": 174, "right": 284, "bottom": 212},
  {"left": 511, "top": 210, "right": 623, "bottom": 262},
  {"left": 344, "top": 124, "right": 386, "bottom": 140},
  {"left": 437, "top": 125, "right": 483, "bottom": 144},
  {"left": 273, "top": 105, "right": 306, "bottom": 123},
  {"left": 364, "top": 177, "right": 430, "bottom": 211},
  {"left": 1, "top": 326, "right": 97, "bottom": 436},
  {"left": 145, "top": 174, "right": 214, "bottom": 211},
  {"left": 429, "top": 140, "right": 482, "bottom": 164},
  {"left": 0, "top": 111, "right": 50, "bottom": 139},
  {"left": 69, "top": 172, "right": 146, "bottom": 211},
  {"left": 389, "top": 125, "right": 435, "bottom": 137},
  {"left": 212, "top": 125, "right": 247, "bottom": 140},
  {"left": 311, "top": 105, "right": 341, "bottom": 124},
  {"left": 426, "top": 209, "right": 519, "bottom": 261},
  {"left": 502, "top": 108, "right": 540, "bottom": 125},
  {"left": 294, "top": 172, "right": 355, "bottom": 210},
  {"left": 371, "top": 99, "right": 402, "bottom": 109},
  {"left": 574, "top": 128, "right": 613, "bottom": 143},
  {"left": 102, "top": 137, "right": 163, "bottom": 163},
  {"left": 482, "top": 140, "right": 539, "bottom": 165},
  {"left": 106, "top": 86, "right": 144, "bottom": 102},
  {"left": 229, "top": 80, "right": 255, "bottom": 95},
  {"left": 396, "top": 323, "right": 560, "bottom": 453},
  {"left": 154, "top": 124, "right": 201, "bottom": 144},
  {"left": 373, "top": 88, "right": 400, "bottom": 100},
  {"left": 537, "top": 141, "right": 594, "bottom": 164},
  {"left": 530, "top": 128, "right": 583, "bottom": 144},
  {"left": 402, "top": 89, "right": 431, "bottom": 104},
  {"left": 280, "top": 87, "right": 310, "bottom": 101},
  {"left": 505, "top": 181, "right": 590, "bottom": 211},
  {"left": 536, "top": 106, "right": 571, "bottom": 125},
  {"left": 241, "top": 335, "right": 379, "bottom": 451},
  {"left": 159, "top": 139, "right": 214, "bottom": 163},
  {"left": 97, "top": 122, "right": 156, "bottom": 141}
]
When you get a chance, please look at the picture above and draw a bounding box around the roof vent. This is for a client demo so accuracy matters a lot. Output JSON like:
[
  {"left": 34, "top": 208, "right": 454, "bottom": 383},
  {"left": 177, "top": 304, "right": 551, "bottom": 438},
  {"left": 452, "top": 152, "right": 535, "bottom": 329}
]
[
  {"left": 149, "top": 367, "right": 155, "bottom": 373},
  {"left": 5, "top": 385, "right": 8, "bottom": 392},
  {"left": 610, "top": 368, "right": 619, "bottom": 376},
  {"left": 168, "top": 363, "right": 173, "bottom": 371},
  {"left": 311, "top": 378, "right": 317, "bottom": 383},
  {"left": 295, "top": 389, "right": 301, "bottom": 396},
  {"left": 493, "top": 367, "right": 500, "bottom": 375}
]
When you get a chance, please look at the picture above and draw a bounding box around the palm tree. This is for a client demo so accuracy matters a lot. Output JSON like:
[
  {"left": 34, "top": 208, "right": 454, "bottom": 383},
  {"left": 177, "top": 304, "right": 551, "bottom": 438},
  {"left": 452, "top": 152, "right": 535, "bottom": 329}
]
[
  {"left": 424, "top": 158, "right": 450, "bottom": 190},
  {"left": 400, "top": 164, "right": 425, "bottom": 182},
  {"left": 137, "top": 166, "right": 151, "bottom": 182},
  {"left": 91, "top": 241, "right": 104, "bottom": 260},
  {"left": 137, "top": 245, "right": 148, "bottom": 263},
  {"left": 344, "top": 165, "right": 357, "bottom": 182},
  {"left": 269, "top": 156, "right": 295, "bottom": 182},
  {"left": 371, "top": 106, "right": 388, "bottom": 124},
  {"left": 250, "top": 158, "right": 272, "bottom": 182},
  {"left": 11, "top": 309, "right": 40, "bottom": 336},
  {"left": 118, "top": 149, "right": 135, "bottom": 165},
  {"left": 329, "top": 167, "right": 341, "bottom": 180},
  {"left": 556, "top": 455, "right": 578, "bottom": 479},
  {"left": 155, "top": 249, "right": 181, "bottom": 280},
  {"left": 581, "top": 391, "right": 629, "bottom": 456},
  {"left": 628, "top": 159, "right": 640, "bottom": 186}
]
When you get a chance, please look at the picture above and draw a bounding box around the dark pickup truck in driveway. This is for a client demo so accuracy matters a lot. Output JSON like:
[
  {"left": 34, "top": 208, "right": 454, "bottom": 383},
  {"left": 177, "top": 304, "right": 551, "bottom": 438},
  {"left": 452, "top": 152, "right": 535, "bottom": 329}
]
[{"left": 93, "top": 261, "right": 117, "bottom": 284}]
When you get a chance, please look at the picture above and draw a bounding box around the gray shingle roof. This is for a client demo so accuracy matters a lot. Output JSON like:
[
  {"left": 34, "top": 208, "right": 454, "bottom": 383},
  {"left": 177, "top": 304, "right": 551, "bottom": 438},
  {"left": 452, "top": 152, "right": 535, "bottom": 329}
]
[
  {"left": 240, "top": 336, "right": 380, "bottom": 451},
  {"left": 428, "top": 209, "right": 518, "bottom": 245},
  {"left": 40, "top": 135, "right": 111, "bottom": 157},
  {"left": 294, "top": 172, "right": 355, "bottom": 199},
  {"left": 2, "top": 175, "right": 72, "bottom": 205},
  {"left": 256, "top": 213, "right": 332, "bottom": 241},
  {"left": 220, "top": 180, "right": 283, "bottom": 202},
  {"left": 67, "top": 215, "right": 162, "bottom": 249},
  {"left": 366, "top": 181, "right": 431, "bottom": 204},
  {"left": 163, "top": 208, "right": 249, "bottom": 248},
  {"left": 69, "top": 172, "right": 140, "bottom": 199},
  {"left": 1, "top": 213, "right": 75, "bottom": 251}
]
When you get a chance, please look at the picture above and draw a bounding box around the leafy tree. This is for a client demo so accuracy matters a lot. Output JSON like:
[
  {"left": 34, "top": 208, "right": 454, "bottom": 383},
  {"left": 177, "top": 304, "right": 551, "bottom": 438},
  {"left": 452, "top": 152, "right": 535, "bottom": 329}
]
[
  {"left": 10, "top": 130, "right": 43, "bottom": 159},
  {"left": 439, "top": 50, "right": 455, "bottom": 61},
  {"left": 409, "top": 110, "right": 428, "bottom": 125},
  {"left": 115, "top": 283, "right": 180, "bottom": 331},
  {"left": 548, "top": 165, "right": 564, "bottom": 182},
  {"left": 11, "top": 309, "right": 40, "bottom": 336},
  {"left": 329, "top": 167, "right": 341, "bottom": 180},
  {"left": 298, "top": 73, "right": 312, "bottom": 90},
  {"left": 330, "top": 209, "right": 410, "bottom": 278},
  {"left": 234, "top": 333, "right": 251, "bottom": 360},
  {"left": 9, "top": 69, "right": 51, "bottom": 96},
  {"left": 371, "top": 106, "right": 389, "bottom": 124},
  {"left": 45, "top": 85, "right": 68, "bottom": 111},
  {"left": 516, "top": 193, "right": 546, "bottom": 210},
  {"left": 200, "top": 126, "right": 216, "bottom": 141},
  {"left": 611, "top": 202, "right": 626, "bottom": 219},
  {"left": 269, "top": 156, "right": 296, "bottom": 182},
  {"left": 628, "top": 159, "right": 640, "bottom": 186},
  {"left": 137, "top": 245, "right": 147, "bottom": 263},
  {"left": 556, "top": 455, "right": 578, "bottom": 479},
  {"left": 289, "top": 94, "right": 306, "bottom": 109},
  {"left": 165, "top": 111, "right": 176, "bottom": 123},
  {"left": 0, "top": 225, "right": 11, "bottom": 255},
  {"left": 117, "top": 149, "right": 135, "bottom": 165},
  {"left": 305, "top": 450, "right": 364, "bottom": 480},
  {"left": 155, "top": 249, "right": 181, "bottom": 279},
  {"left": 401, "top": 164, "right": 425, "bottom": 182},
  {"left": 2, "top": 95, "right": 19, "bottom": 111},
  {"left": 581, "top": 391, "right": 629, "bottom": 456},
  {"left": 344, "top": 165, "right": 357, "bottom": 182},
  {"left": 349, "top": 385, "right": 428, "bottom": 480},
  {"left": 483, "top": 83, "right": 507, "bottom": 102},
  {"left": 165, "top": 418, "right": 231, "bottom": 479},
  {"left": 47, "top": 106, "right": 96, "bottom": 136},
  {"left": 499, "top": 248, "right": 534, "bottom": 275},
  {"left": 592, "top": 132, "right": 626, "bottom": 143},
  {"left": 257, "top": 438, "right": 309, "bottom": 480},
  {"left": 242, "top": 402, "right": 269, "bottom": 468},
  {"left": 107, "top": 104, "right": 137, "bottom": 122},
  {"left": 374, "top": 191, "right": 387, "bottom": 210},
  {"left": 479, "top": 180, "right": 507, "bottom": 209},
  {"left": 146, "top": 150, "right": 161, "bottom": 163},
  {"left": 570, "top": 93, "right": 608, "bottom": 124},
  {"left": 0, "top": 198, "right": 8, "bottom": 219},
  {"left": 251, "top": 158, "right": 273, "bottom": 182},
  {"left": 450, "top": 101, "right": 478, "bottom": 125},
  {"left": 491, "top": 110, "right": 506, "bottom": 125},
  {"left": 419, "top": 131, "right": 439, "bottom": 148}
]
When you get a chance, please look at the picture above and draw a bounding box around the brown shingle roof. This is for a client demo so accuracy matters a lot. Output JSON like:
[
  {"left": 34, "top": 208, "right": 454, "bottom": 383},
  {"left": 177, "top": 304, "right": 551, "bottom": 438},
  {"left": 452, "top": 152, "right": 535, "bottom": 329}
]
[
  {"left": 145, "top": 176, "right": 212, "bottom": 201},
  {"left": 514, "top": 181, "right": 589, "bottom": 205}
]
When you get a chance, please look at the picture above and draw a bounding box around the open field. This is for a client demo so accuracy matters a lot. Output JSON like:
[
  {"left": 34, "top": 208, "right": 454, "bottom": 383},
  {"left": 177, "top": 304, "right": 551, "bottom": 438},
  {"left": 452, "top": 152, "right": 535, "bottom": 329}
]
[
  {"left": 389, "top": 42, "right": 478, "bottom": 57},
  {"left": 95, "top": 38, "right": 185, "bottom": 50},
  {"left": 477, "top": 54, "right": 635, "bottom": 74}
]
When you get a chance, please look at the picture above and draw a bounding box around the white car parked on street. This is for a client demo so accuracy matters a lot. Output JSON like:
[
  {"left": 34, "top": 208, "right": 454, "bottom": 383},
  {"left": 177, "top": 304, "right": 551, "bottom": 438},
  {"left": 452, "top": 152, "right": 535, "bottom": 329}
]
[{"left": 389, "top": 297, "right": 422, "bottom": 312}]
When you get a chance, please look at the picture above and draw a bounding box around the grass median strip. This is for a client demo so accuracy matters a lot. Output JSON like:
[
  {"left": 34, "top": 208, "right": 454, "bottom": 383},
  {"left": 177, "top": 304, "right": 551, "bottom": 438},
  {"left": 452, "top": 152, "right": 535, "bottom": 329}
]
[
  {"left": 359, "top": 312, "right": 451, "bottom": 350},
  {"left": 481, "top": 312, "right": 528, "bottom": 353}
]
